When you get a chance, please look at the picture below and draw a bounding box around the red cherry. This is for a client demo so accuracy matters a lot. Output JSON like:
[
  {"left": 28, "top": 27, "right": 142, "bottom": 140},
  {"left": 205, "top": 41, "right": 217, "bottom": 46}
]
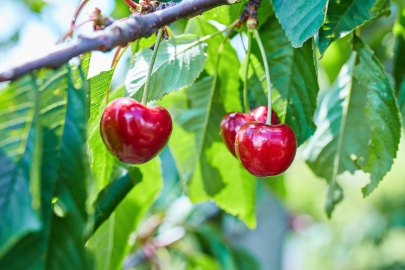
[
  {"left": 220, "top": 112, "right": 255, "bottom": 157},
  {"left": 100, "top": 97, "right": 172, "bottom": 164},
  {"left": 235, "top": 122, "right": 297, "bottom": 177},
  {"left": 250, "top": 106, "right": 280, "bottom": 125}
]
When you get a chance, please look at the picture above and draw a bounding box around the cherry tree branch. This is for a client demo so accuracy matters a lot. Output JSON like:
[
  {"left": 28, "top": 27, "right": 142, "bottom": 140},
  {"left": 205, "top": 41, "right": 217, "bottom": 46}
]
[{"left": 0, "top": 0, "right": 238, "bottom": 82}]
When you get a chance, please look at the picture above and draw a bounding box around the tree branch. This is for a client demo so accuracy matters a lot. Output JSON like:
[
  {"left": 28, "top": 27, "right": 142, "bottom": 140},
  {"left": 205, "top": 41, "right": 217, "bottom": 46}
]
[{"left": 0, "top": 0, "right": 238, "bottom": 82}]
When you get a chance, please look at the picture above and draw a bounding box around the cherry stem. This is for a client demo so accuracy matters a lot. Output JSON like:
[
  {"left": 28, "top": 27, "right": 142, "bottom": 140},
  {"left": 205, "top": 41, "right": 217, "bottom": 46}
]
[
  {"left": 253, "top": 29, "right": 272, "bottom": 125},
  {"left": 111, "top": 46, "right": 122, "bottom": 68},
  {"left": 56, "top": 20, "right": 92, "bottom": 45},
  {"left": 243, "top": 30, "right": 252, "bottom": 114},
  {"left": 106, "top": 44, "right": 130, "bottom": 104},
  {"left": 165, "top": 26, "right": 174, "bottom": 37},
  {"left": 71, "top": 0, "right": 89, "bottom": 32},
  {"left": 122, "top": 0, "right": 140, "bottom": 10},
  {"left": 198, "top": 21, "right": 238, "bottom": 166},
  {"left": 141, "top": 28, "right": 164, "bottom": 105}
]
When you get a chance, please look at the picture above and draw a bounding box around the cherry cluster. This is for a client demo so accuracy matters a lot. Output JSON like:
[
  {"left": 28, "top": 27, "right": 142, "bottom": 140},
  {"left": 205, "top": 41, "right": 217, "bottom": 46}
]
[
  {"left": 220, "top": 107, "right": 297, "bottom": 177},
  {"left": 100, "top": 98, "right": 297, "bottom": 178}
]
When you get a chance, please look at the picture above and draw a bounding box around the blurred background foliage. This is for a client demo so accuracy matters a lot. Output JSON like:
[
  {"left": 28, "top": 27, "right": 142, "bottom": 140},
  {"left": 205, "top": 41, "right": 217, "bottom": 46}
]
[{"left": 2, "top": 0, "right": 405, "bottom": 269}]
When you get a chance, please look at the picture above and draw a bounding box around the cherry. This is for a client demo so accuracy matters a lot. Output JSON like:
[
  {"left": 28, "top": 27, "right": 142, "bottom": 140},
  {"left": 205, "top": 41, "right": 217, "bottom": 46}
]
[
  {"left": 220, "top": 112, "right": 255, "bottom": 157},
  {"left": 250, "top": 106, "right": 280, "bottom": 125},
  {"left": 235, "top": 122, "right": 297, "bottom": 177},
  {"left": 100, "top": 97, "right": 172, "bottom": 164}
]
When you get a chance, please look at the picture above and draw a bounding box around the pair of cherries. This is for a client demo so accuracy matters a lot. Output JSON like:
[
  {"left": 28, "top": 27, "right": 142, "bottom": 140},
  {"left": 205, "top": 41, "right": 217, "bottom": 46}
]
[{"left": 220, "top": 106, "right": 297, "bottom": 177}]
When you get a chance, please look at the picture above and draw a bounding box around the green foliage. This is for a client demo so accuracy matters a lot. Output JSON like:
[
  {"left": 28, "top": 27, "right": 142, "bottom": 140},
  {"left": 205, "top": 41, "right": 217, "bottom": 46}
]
[
  {"left": 203, "top": 3, "right": 244, "bottom": 25},
  {"left": 162, "top": 77, "right": 256, "bottom": 229},
  {"left": 303, "top": 35, "right": 401, "bottom": 215},
  {"left": 125, "top": 35, "right": 207, "bottom": 102},
  {"left": 45, "top": 65, "right": 93, "bottom": 270},
  {"left": 3, "top": 0, "right": 405, "bottom": 267},
  {"left": 303, "top": 56, "right": 372, "bottom": 216},
  {"left": 88, "top": 69, "right": 114, "bottom": 128},
  {"left": 194, "top": 224, "right": 260, "bottom": 269},
  {"left": 0, "top": 75, "right": 41, "bottom": 257},
  {"left": 271, "top": 0, "right": 327, "bottom": 47},
  {"left": 88, "top": 159, "right": 163, "bottom": 270},
  {"left": 87, "top": 86, "right": 124, "bottom": 199},
  {"left": 251, "top": 14, "right": 320, "bottom": 146},
  {"left": 22, "top": 0, "right": 46, "bottom": 13},
  {"left": 352, "top": 35, "right": 401, "bottom": 196},
  {"left": 393, "top": 6, "right": 405, "bottom": 127},
  {"left": 185, "top": 17, "right": 242, "bottom": 113},
  {"left": 88, "top": 123, "right": 114, "bottom": 196},
  {"left": 317, "top": 0, "right": 391, "bottom": 56},
  {"left": 0, "top": 65, "right": 93, "bottom": 269}
]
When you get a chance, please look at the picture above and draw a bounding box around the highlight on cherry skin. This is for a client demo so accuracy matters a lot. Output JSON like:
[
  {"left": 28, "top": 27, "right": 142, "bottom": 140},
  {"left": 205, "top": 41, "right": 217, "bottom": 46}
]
[
  {"left": 100, "top": 97, "right": 173, "bottom": 164},
  {"left": 220, "top": 112, "right": 255, "bottom": 157},
  {"left": 235, "top": 122, "right": 297, "bottom": 177},
  {"left": 250, "top": 105, "right": 280, "bottom": 125}
]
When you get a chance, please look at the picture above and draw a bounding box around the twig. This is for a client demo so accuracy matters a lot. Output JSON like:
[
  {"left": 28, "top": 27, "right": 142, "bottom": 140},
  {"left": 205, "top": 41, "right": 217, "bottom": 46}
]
[{"left": 0, "top": 0, "right": 236, "bottom": 82}]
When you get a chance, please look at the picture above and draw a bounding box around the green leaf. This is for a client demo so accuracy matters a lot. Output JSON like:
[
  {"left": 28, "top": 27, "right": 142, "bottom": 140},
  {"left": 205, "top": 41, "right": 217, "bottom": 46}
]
[
  {"left": 88, "top": 69, "right": 114, "bottom": 129},
  {"left": 231, "top": 248, "right": 260, "bottom": 270},
  {"left": 92, "top": 167, "right": 142, "bottom": 231},
  {"left": 393, "top": 7, "right": 405, "bottom": 128},
  {"left": 201, "top": 0, "right": 273, "bottom": 28},
  {"left": 0, "top": 65, "right": 93, "bottom": 269},
  {"left": 88, "top": 87, "right": 125, "bottom": 199},
  {"left": 82, "top": 53, "right": 91, "bottom": 80},
  {"left": 130, "top": 36, "right": 156, "bottom": 57},
  {"left": 352, "top": 35, "right": 401, "bottom": 196},
  {"left": 260, "top": 175, "right": 287, "bottom": 199},
  {"left": 302, "top": 56, "right": 372, "bottom": 217},
  {"left": 22, "top": 0, "right": 46, "bottom": 13},
  {"left": 0, "top": 67, "right": 70, "bottom": 269},
  {"left": 185, "top": 17, "right": 242, "bottom": 113},
  {"left": 88, "top": 124, "right": 115, "bottom": 197},
  {"left": 371, "top": 0, "right": 390, "bottom": 13},
  {"left": 186, "top": 254, "right": 220, "bottom": 270},
  {"left": 125, "top": 34, "right": 207, "bottom": 103},
  {"left": 88, "top": 159, "right": 163, "bottom": 270},
  {"left": 86, "top": 70, "right": 114, "bottom": 196},
  {"left": 164, "top": 77, "right": 256, "bottom": 228},
  {"left": 202, "top": 2, "right": 244, "bottom": 25},
  {"left": 271, "top": 0, "right": 327, "bottom": 47},
  {"left": 253, "top": 14, "right": 320, "bottom": 145},
  {"left": 195, "top": 224, "right": 238, "bottom": 269},
  {"left": 45, "top": 65, "right": 93, "bottom": 269},
  {"left": 317, "top": 0, "right": 391, "bottom": 56},
  {"left": 0, "top": 75, "right": 41, "bottom": 257},
  {"left": 257, "top": 0, "right": 274, "bottom": 28}
]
